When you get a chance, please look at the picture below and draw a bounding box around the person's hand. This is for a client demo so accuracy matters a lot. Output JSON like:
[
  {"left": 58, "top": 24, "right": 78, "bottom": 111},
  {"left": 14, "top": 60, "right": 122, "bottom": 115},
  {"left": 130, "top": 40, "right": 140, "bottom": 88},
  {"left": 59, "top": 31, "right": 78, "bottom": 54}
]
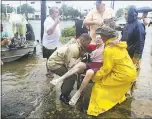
[
  {"left": 68, "top": 58, "right": 81, "bottom": 70},
  {"left": 109, "top": 39, "right": 120, "bottom": 47},
  {"left": 132, "top": 53, "right": 142, "bottom": 64},
  {"left": 132, "top": 53, "right": 142, "bottom": 70},
  {"left": 55, "top": 18, "right": 60, "bottom": 24}
]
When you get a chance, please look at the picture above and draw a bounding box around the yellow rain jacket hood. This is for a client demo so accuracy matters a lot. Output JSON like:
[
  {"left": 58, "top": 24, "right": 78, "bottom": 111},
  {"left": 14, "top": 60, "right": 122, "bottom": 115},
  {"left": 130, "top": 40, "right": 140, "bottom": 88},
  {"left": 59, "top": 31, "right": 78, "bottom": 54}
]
[{"left": 87, "top": 37, "right": 137, "bottom": 116}]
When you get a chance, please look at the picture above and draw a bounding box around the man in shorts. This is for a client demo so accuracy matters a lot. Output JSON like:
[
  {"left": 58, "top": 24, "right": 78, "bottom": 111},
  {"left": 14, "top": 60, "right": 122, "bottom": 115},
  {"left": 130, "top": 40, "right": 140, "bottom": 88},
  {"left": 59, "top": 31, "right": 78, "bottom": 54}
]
[{"left": 42, "top": 7, "right": 61, "bottom": 78}]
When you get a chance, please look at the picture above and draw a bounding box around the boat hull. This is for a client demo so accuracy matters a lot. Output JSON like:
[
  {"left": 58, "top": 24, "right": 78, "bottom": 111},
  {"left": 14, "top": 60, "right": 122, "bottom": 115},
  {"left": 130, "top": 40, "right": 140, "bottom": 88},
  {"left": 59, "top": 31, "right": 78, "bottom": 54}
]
[{"left": 1, "top": 46, "right": 34, "bottom": 63}]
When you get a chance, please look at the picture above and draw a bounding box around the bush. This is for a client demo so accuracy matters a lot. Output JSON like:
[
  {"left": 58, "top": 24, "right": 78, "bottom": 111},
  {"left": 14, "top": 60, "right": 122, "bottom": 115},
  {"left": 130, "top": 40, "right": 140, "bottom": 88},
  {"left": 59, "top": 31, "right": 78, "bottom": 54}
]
[
  {"left": 61, "top": 27, "right": 76, "bottom": 37},
  {"left": 60, "top": 36, "right": 73, "bottom": 44}
]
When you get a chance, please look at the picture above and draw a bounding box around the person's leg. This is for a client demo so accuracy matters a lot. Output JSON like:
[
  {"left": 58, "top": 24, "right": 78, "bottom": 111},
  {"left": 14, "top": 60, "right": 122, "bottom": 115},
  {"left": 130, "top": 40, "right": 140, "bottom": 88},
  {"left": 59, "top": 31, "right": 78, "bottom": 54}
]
[
  {"left": 43, "top": 46, "right": 52, "bottom": 77},
  {"left": 51, "top": 65, "right": 68, "bottom": 76},
  {"left": 45, "top": 47, "right": 57, "bottom": 78},
  {"left": 47, "top": 48, "right": 57, "bottom": 77},
  {"left": 78, "top": 69, "right": 94, "bottom": 93},
  {"left": 61, "top": 74, "right": 77, "bottom": 96},
  {"left": 51, "top": 66, "right": 77, "bottom": 105},
  {"left": 69, "top": 69, "right": 94, "bottom": 106},
  {"left": 50, "top": 62, "right": 86, "bottom": 85}
]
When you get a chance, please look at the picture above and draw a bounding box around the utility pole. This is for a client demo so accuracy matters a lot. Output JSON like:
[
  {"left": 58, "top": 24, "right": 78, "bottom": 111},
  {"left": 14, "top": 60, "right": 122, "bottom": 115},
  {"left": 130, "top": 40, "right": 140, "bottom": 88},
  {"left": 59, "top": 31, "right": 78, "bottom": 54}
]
[
  {"left": 6, "top": 5, "right": 7, "bottom": 16},
  {"left": 5, "top": 4, "right": 9, "bottom": 16},
  {"left": 20, "top": 1, "right": 21, "bottom": 14},
  {"left": 41, "top": 0, "right": 46, "bottom": 43},
  {"left": 111, "top": 0, "right": 115, "bottom": 10},
  {"left": 26, "top": 0, "right": 28, "bottom": 21},
  {"left": 113, "top": 0, "right": 115, "bottom": 10}
]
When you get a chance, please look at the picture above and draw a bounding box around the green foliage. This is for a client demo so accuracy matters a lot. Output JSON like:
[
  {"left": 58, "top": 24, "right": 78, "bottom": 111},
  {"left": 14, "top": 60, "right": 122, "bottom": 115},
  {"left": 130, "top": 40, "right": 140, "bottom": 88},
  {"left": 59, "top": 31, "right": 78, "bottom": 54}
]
[
  {"left": 60, "top": 4, "right": 81, "bottom": 19},
  {"left": 2, "top": 4, "right": 14, "bottom": 15},
  {"left": 60, "top": 36, "right": 74, "bottom": 44},
  {"left": 116, "top": 6, "right": 131, "bottom": 18},
  {"left": 60, "top": 26, "right": 76, "bottom": 44},
  {"left": 116, "top": 8, "right": 124, "bottom": 18},
  {"left": 61, "top": 27, "right": 76, "bottom": 37},
  {"left": 60, "top": 4, "right": 69, "bottom": 17},
  {"left": 17, "top": 4, "right": 35, "bottom": 14}
]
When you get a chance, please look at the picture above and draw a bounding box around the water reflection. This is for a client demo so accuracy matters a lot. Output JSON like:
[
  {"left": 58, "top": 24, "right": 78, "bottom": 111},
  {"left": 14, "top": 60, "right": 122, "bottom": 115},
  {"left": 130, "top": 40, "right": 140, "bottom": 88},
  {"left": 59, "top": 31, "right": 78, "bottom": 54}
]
[{"left": 2, "top": 55, "right": 40, "bottom": 95}]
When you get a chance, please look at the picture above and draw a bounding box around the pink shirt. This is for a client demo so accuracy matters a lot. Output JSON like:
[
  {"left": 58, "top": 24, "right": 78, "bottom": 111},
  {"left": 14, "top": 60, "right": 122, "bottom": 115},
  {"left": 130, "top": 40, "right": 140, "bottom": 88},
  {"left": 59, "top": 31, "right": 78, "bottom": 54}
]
[
  {"left": 90, "top": 44, "right": 104, "bottom": 63},
  {"left": 84, "top": 8, "right": 115, "bottom": 43}
]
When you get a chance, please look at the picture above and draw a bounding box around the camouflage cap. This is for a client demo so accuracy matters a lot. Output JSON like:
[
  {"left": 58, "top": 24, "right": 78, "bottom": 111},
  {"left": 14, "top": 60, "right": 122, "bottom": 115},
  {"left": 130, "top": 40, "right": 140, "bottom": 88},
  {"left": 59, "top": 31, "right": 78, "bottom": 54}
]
[{"left": 95, "top": 26, "right": 117, "bottom": 37}]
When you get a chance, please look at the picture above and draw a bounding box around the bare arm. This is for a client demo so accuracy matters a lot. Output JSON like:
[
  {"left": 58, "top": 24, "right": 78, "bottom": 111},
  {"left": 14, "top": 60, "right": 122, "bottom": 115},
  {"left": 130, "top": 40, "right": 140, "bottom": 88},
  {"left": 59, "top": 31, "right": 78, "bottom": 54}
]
[
  {"left": 83, "top": 18, "right": 104, "bottom": 26},
  {"left": 46, "top": 18, "right": 60, "bottom": 35},
  {"left": 83, "top": 19, "right": 98, "bottom": 26}
]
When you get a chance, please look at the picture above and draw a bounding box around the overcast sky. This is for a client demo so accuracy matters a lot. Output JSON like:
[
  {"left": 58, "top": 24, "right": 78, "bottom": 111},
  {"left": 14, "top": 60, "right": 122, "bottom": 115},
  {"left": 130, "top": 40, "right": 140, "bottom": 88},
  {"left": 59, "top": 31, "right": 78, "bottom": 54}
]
[{"left": 2, "top": 1, "right": 152, "bottom": 12}]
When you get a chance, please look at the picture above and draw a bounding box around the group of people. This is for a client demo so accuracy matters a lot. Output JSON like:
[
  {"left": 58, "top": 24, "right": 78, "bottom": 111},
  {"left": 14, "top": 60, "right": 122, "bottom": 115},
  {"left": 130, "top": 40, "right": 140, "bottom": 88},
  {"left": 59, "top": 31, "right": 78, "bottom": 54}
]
[
  {"left": 1, "top": 14, "right": 35, "bottom": 49},
  {"left": 1, "top": 23, "right": 26, "bottom": 49},
  {"left": 1, "top": 24, "right": 9, "bottom": 46},
  {"left": 42, "top": 0, "right": 146, "bottom": 117}
]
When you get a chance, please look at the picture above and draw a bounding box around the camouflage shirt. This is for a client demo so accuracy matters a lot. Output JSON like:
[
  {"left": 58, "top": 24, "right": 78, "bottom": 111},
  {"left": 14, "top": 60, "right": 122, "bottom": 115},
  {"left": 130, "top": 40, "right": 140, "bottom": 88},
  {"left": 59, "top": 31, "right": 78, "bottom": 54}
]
[{"left": 47, "top": 40, "right": 86, "bottom": 70}]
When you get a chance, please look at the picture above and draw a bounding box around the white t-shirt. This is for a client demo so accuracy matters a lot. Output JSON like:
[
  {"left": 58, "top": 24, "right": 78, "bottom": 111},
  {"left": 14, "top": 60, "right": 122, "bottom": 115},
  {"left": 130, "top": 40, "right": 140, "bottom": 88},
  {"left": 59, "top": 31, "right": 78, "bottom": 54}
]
[{"left": 43, "top": 16, "right": 61, "bottom": 49}]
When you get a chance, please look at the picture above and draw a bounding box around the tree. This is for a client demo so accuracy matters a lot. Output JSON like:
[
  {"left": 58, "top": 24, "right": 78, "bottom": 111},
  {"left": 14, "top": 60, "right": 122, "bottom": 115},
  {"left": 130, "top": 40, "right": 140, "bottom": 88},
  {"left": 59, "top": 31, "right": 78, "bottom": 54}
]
[
  {"left": 60, "top": 4, "right": 81, "bottom": 19},
  {"left": 116, "top": 8, "right": 124, "bottom": 18},
  {"left": 2, "top": 4, "right": 14, "bottom": 15},
  {"left": 17, "top": 4, "right": 35, "bottom": 14},
  {"left": 60, "top": 4, "right": 69, "bottom": 18},
  {"left": 70, "top": 9, "right": 81, "bottom": 18},
  {"left": 116, "top": 6, "right": 132, "bottom": 18},
  {"left": 125, "top": 6, "right": 131, "bottom": 11}
]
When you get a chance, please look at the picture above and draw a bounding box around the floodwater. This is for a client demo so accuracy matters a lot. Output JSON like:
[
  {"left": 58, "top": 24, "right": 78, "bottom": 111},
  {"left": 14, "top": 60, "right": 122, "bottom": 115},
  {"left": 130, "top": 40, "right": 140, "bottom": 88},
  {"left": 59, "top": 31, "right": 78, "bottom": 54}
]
[{"left": 1, "top": 23, "right": 152, "bottom": 118}]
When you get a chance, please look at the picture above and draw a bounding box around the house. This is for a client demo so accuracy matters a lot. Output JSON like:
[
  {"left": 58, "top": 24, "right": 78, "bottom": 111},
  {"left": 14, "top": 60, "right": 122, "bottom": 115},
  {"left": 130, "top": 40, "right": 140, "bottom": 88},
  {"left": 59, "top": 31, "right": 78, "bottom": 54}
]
[{"left": 34, "top": 11, "right": 41, "bottom": 19}]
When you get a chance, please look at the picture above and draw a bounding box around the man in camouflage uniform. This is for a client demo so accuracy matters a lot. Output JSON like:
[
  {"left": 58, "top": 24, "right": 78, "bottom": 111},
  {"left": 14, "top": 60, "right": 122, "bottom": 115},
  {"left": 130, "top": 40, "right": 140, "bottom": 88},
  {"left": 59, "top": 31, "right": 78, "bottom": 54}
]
[{"left": 47, "top": 33, "right": 91, "bottom": 104}]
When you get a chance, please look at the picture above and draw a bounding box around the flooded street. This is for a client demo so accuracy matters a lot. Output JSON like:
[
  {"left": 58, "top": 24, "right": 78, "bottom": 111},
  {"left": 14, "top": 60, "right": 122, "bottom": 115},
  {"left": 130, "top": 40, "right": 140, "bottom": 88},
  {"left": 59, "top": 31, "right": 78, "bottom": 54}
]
[{"left": 1, "top": 24, "right": 152, "bottom": 118}]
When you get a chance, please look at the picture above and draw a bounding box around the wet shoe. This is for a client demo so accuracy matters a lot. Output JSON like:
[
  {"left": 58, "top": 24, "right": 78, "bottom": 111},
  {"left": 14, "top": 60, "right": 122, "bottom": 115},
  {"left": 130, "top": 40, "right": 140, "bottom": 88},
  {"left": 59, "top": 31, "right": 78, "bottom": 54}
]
[
  {"left": 46, "top": 71, "right": 54, "bottom": 78},
  {"left": 46, "top": 74, "right": 54, "bottom": 78},
  {"left": 69, "top": 91, "right": 81, "bottom": 106},
  {"left": 59, "top": 94, "right": 70, "bottom": 105}
]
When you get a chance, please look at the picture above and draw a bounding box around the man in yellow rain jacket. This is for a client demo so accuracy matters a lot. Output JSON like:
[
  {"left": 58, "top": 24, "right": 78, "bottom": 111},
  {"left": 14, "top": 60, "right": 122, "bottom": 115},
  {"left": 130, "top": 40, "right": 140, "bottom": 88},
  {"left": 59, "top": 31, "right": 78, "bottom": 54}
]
[
  {"left": 9, "top": 14, "right": 27, "bottom": 38},
  {"left": 87, "top": 26, "right": 137, "bottom": 116}
]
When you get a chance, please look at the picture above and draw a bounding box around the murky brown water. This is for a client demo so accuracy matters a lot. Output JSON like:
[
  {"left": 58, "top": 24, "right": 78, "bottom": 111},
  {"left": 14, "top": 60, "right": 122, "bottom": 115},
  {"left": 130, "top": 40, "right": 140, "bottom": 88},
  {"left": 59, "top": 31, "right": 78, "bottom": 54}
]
[
  {"left": 29, "top": 83, "right": 133, "bottom": 119},
  {"left": 2, "top": 55, "right": 39, "bottom": 95}
]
